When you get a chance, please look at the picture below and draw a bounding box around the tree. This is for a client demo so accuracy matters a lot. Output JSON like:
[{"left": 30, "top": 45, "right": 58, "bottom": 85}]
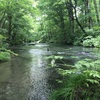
[
  {"left": 93, "top": 0, "right": 100, "bottom": 25},
  {"left": 0, "top": 0, "right": 35, "bottom": 45}
]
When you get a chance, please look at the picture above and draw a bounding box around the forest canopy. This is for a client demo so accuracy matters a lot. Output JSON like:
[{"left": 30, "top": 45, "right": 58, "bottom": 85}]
[{"left": 0, "top": 0, "right": 100, "bottom": 47}]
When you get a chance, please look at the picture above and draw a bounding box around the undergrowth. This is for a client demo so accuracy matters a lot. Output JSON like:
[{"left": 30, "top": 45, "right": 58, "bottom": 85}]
[
  {"left": 51, "top": 59, "right": 100, "bottom": 100},
  {"left": 0, "top": 51, "right": 10, "bottom": 61}
]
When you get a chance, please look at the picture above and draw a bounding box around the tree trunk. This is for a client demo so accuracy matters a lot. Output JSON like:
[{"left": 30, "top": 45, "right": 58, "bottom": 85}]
[
  {"left": 1, "top": 18, "right": 6, "bottom": 29},
  {"left": 85, "top": 0, "right": 88, "bottom": 27},
  {"left": 74, "top": 7, "right": 86, "bottom": 34},
  {"left": 56, "top": 6, "right": 66, "bottom": 42},
  {"left": 65, "top": 0, "right": 74, "bottom": 37},
  {"left": 93, "top": 0, "right": 100, "bottom": 25},
  {"left": 8, "top": 15, "right": 12, "bottom": 41},
  {"left": 69, "top": 0, "right": 74, "bottom": 36},
  {"left": 84, "top": 0, "right": 92, "bottom": 28},
  {"left": 0, "top": 11, "right": 6, "bottom": 28},
  {"left": 73, "top": 0, "right": 86, "bottom": 34}
]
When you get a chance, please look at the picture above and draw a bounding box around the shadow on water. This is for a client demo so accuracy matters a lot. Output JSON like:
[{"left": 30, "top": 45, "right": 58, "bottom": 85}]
[{"left": 0, "top": 43, "right": 100, "bottom": 100}]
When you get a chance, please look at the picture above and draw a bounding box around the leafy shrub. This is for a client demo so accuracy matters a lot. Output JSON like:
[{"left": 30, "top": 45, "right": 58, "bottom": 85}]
[
  {"left": 93, "top": 36, "right": 100, "bottom": 48},
  {"left": 83, "top": 35, "right": 100, "bottom": 47},
  {"left": 93, "top": 26, "right": 100, "bottom": 36},
  {"left": 83, "top": 38, "right": 94, "bottom": 47},
  {"left": 85, "top": 28, "right": 95, "bottom": 36},
  {"left": 0, "top": 34, "right": 5, "bottom": 47},
  {"left": 82, "top": 26, "right": 100, "bottom": 47},
  {"left": 51, "top": 59, "right": 100, "bottom": 100},
  {"left": 0, "top": 52, "right": 10, "bottom": 61},
  {"left": 85, "top": 27, "right": 100, "bottom": 37},
  {"left": 73, "top": 37, "right": 83, "bottom": 46}
]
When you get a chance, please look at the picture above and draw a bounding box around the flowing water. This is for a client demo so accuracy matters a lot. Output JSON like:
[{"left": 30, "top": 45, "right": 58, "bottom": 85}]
[{"left": 0, "top": 43, "right": 100, "bottom": 100}]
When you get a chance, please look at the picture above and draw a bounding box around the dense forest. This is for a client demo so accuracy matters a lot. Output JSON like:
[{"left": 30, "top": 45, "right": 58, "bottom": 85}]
[
  {"left": 0, "top": 0, "right": 100, "bottom": 46},
  {"left": 0, "top": 0, "right": 100, "bottom": 100}
]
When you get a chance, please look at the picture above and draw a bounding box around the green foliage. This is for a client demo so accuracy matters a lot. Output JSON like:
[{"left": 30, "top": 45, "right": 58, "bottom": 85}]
[
  {"left": 36, "top": 0, "right": 69, "bottom": 43},
  {"left": 51, "top": 59, "right": 100, "bottom": 100},
  {"left": 36, "top": 0, "right": 100, "bottom": 45},
  {"left": 85, "top": 28, "right": 95, "bottom": 36},
  {"left": 0, "top": 34, "right": 4, "bottom": 47},
  {"left": 0, "top": 0, "right": 35, "bottom": 45},
  {"left": 83, "top": 35, "right": 100, "bottom": 47},
  {"left": 85, "top": 26, "right": 100, "bottom": 37},
  {"left": 0, "top": 34, "right": 5, "bottom": 39},
  {"left": 82, "top": 26, "right": 100, "bottom": 47},
  {"left": 93, "top": 26, "right": 100, "bottom": 36},
  {"left": 83, "top": 36, "right": 94, "bottom": 47},
  {"left": 0, "top": 34, "right": 8, "bottom": 48},
  {"left": 0, "top": 34, "right": 12, "bottom": 61},
  {"left": 93, "top": 36, "right": 100, "bottom": 48},
  {"left": 0, "top": 52, "right": 10, "bottom": 61},
  {"left": 0, "top": 0, "right": 100, "bottom": 45},
  {"left": 73, "top": 35, "right": 84, "bottom": 46}
]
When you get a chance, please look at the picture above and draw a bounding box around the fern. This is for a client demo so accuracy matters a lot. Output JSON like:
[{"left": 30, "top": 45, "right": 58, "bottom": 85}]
[{"left": 51, "top": 59, "right": 100, "bottom": 100}]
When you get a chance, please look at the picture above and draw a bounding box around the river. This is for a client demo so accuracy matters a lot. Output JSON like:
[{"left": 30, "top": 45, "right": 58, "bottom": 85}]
[{"left": 0, "top": 43, "right": 100, "bottom": 100}]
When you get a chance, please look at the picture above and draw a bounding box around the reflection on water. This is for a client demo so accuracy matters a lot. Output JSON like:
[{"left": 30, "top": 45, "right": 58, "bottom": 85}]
[
  {"left": 0, "top": 44, "right": 51, "bottom": 100},
  {"left": 0, "top": 43, "right": 100, "bottom": 100},
  {"left": 28, "top": 49, "right": 51, "bottom": 100}
]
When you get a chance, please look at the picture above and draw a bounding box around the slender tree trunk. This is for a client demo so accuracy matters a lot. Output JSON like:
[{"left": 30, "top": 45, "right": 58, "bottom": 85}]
[
  {"left": 84, "top": 0, "right": 92, "bottom": 28},
  {"left": 1, "top": 18, "right": 6, "bottom": 29},
  {"left": 60, "top": 13, "right": 66, "bottom": 42},
  {"left": 88, "top": 0, "right": 93, "bottom": 29},
  {"left": 69, "top": 0, "right": 74, "bottom": 36},
  {"left": 73, "top": 0, "right": 86, "bottom": 34},
  {"left": 66, "top": 0, "right": 86, "bottom": 34},
  {"left": 74, "top": 7, "right": 86, "bottom": 34},
  {"left": 93, "top": 0, "right": 100, "bottom": 25},
  {"left": 65, "top": 0, "right": 74, "bottom": 37},
  {"left": 8, "top": 15, "right": 12, "bottom": 41},
  {"left": 81, "top": 2, "right": 86, "bottom": 28},
  {"left": 85, "top": 0, "right": 88, "bottom": 27},
  {"left": 0, "top": 11, "right": 6, "bottom": 28},
  {"left": 56, "top": 6, "right": 66, "bottom": 42}
]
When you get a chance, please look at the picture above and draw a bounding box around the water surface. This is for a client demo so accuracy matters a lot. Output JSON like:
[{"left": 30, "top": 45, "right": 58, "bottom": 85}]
[{"left": 0, "top": 43, "right": 100, "bottom": 100}]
